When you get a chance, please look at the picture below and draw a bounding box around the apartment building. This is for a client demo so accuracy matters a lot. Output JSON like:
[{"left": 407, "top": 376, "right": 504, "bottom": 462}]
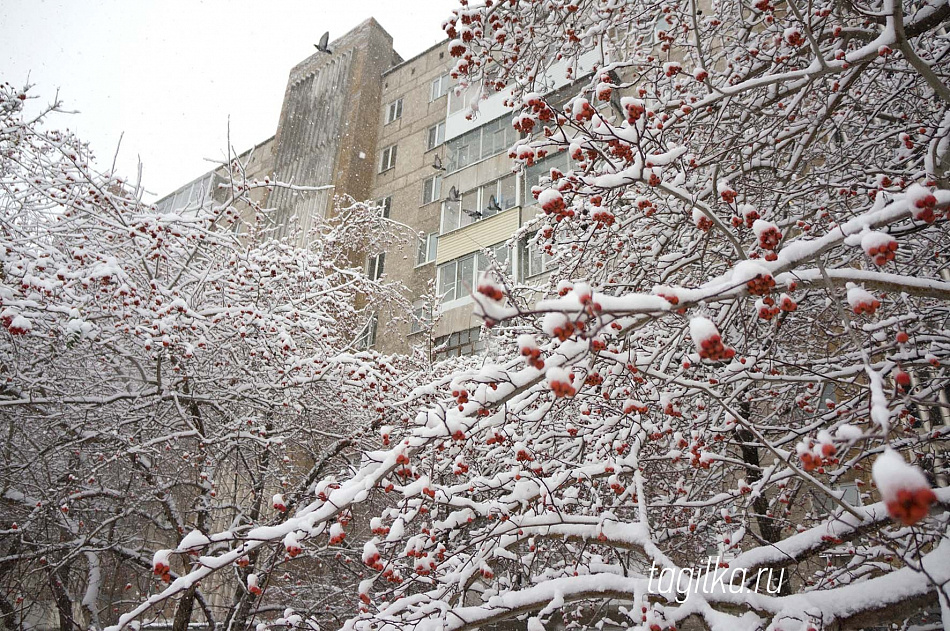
[{"left": 154, "top": 18, "right": 594, "bottom": 359}]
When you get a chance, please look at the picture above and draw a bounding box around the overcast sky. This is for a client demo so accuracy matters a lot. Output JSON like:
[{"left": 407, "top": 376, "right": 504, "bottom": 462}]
[{"left": 2, "top": 0, "right": 454, "bottom": 201}]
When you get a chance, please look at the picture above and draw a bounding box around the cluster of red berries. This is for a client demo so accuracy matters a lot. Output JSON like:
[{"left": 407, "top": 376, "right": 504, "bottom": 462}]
[
  {"left": 756, "top": 297, "right": 779, "bottom": 320},
  {"left": 524, "top": 94, "right": 556, "bottom": 122},
  {"left": 785, "top": 28, "right": 805, "bottom": 46},
  {"left": 607, "top": 139, "right": 635, "bottom": 163},
  {"left": 746, "top": 273, "right": 776, "bottom": 295},
  {"left": 477, "top": 283, "right": 504, "bottom": 301},
  {"left": 550, "top": 319, "right": 576, "bottom": 341},
  {"left": 285, "top": 538, "right": 302, "bottom": 559},
  {"left": 520, "top": 344, "right": 544, "bottom": 369},
  {"left": 569, "top": 98, "right": 596, "bottom": 122},
  {"left": 512, "top": 114, "right": 535, "bottom": 134},
  {"left": 623, "top": 100, "right": 645, "bottom": 124},
  {"left": 852, "top": 296, "right": 881, "bottom": 315},
  {"left": 592, "top": 210, "right": 615, "bottom": 227},
  {"left": 757, "top": 224, "right": 782, "bottom": 250},
  {"left": 548, "top": 371, "right": 576, "bottom": 398},
  {"left": 695, "top": 213, "right": 713, "bottom": 232},
  {"left": 540, "top": 191, "right": 575, "bottom": 223},
  {"left": 698, "top": 333, "right": 736, "bottom": 361},
  {"left": 799, "top": 441, "right": 837, "bottom": 472},
  {"left": 328, "top": 528, "right": 346, "bottom": 545},
  {"left": 887, "top": 487, "right": 937, "bottom": 526},
  {"left": 865, "top": 238, "right": 898, "bottom": 265},
  {"left": 894, "top": 367, "right": 911, "bottom": 392},
  {"left": 247, "top": 574, "right": 262, "bottom": 595},
  {"left": 153, "top": 558, "right": 171, "bottom": 584},
  {"left": 584, "top": 372, "right": 603, "bottom": 386},
  {"left": 2, "top": 316, "right": 29, "bottom": 335},
  {"left": 485, "top": 432, "right": 506, "bottom": 445},
  {"left": 623, "top": 400, "right": 649, "bottom": 414},
  {"left": 911, "top": 189, "right": 938, "bottom": 223}
]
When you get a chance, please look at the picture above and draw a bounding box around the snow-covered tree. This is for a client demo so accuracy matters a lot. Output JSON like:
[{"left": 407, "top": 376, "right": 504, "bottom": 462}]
[
  {"left": 18, "top": 0, "right": 950, "bottom": 627},
  {"left": 0, "top": 84, "right": 425, "bottom": 631}
]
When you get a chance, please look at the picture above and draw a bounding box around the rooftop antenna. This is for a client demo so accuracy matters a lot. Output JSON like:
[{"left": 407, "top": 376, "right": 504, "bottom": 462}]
[{"left": 315, "top": 31, "right": 332, "bottom": 54}]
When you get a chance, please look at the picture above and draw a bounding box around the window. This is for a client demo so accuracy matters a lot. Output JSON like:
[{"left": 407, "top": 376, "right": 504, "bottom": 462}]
[
  {"left": 813, "top": 483, "right": 862, "bottom": 514},
  {"left": 427, "top": 122, "right": 446, "bottom": 151},
  {"left": 410, "top": 300, "right": 431, "bottom": 334},
  {"left": 440, "top": 174, "right": 518, "bottom": 233},
  {"left": 377, "top": 196, "right": 392, "bottom": 218},
  {"left": 416, "top": 232, "right": 438, "bottom": 266},
  {"left": 430, "top": 74, "right": 450, "bottom": 101},
  {"left": 357, "top": 313, "right": 378, "bottom": 349},
  {"left": 523, "top": 149, "right": 572, "bottom": 205},
  {"left": 523, "top": 234, "right": 553, "bottom": 279},
  {"left": 441, "top": 199, "right": 460, "bottom": 234},
  {"left": 449, "top": 83, "right": 479, "bottom": 115},
  {"left": 477, "top": 243, "right": 510, "bottom": 275},
  {"left": 434, "top": 326, "right": 485, "bottom": 359},
  {"left": 440, "top": 197, "right": 479, "bottom": 234},
  {"left": 423, "top": 176, "right": 442, "bottom": 205},
  {"left": 478, "top": 174, "right": 518, "bottom": 218},
  {"left": 379, "top": 145, "right": 397, "bottom": 173},
  {"left": 436, "top": 244, "right": 509, "bottom": 303},
  {"left": 386, "top": 98, "right": 403, "bottom": 124},
  {"left": 367, "top": 252, "right": 385, "bottom": 281},
  {"left": 444, "top": 116, "right": 520, "bottom": 172}
]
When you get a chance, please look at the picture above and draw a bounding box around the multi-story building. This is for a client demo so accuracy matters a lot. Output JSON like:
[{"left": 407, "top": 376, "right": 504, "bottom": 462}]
[{"left": 155, "top": 17, "right": 591, "bottom": 359}]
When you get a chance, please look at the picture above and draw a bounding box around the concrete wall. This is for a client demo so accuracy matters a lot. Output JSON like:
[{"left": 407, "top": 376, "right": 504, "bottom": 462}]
[{"left": 270, "top": 19, "right": 398, "bottom": 244}]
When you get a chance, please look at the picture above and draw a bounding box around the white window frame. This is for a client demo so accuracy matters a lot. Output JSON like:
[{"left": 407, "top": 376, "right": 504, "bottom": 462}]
[
  {"left": 427, "top": 122, "right": 446, "bottom": 151},
  {"left": 386, "top": 98, "right": 403, "bottom": 124},
  {"left": 430, "top": 74, "right": 450, "bottom": 101},
  {"left": 444, "top": 115, "right": 520, "bottom": 172},
  {"left": 357, "top": 313, "right": 378, "bottom": 349},
  {"left": 379, "top": 145, "right": 397, "bottom": 173},
  {"left": 434, "top": 326, "right": 486, "bottom": 359},
  {"left": 439, "top": 174, "right": 518, "bottom": 234},
  {"left": 416, "top": 232, "right": 438, "bottom": 266},
  {"left": 522, "top": 234, "right": 553, "bottom": 279},
  {"left": 423, "top": 175, "right": 442, "bottom": 205},
  {"left": 410, "top": 300, "right": 431, "bottom": 335},
  {"left": 367, "top": 252, "right": 385, "bottom": 281},
  {"left": 436, "top": 244, "right": 509, "bottom": 306},
  {"left": 449, "top": 83, "right": 479, "bottom": 115},
  {"left": 377, "top": 196, "right": 393, "bottom": 219}
]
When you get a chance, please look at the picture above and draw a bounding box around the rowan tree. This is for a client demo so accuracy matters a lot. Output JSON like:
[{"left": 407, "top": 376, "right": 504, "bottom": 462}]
[
  {"left": 0, "top": 83, "right": 426, "bottom": 631},
  {"left": 13, "top": 0, "right": 950, "bottom": 628}
]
